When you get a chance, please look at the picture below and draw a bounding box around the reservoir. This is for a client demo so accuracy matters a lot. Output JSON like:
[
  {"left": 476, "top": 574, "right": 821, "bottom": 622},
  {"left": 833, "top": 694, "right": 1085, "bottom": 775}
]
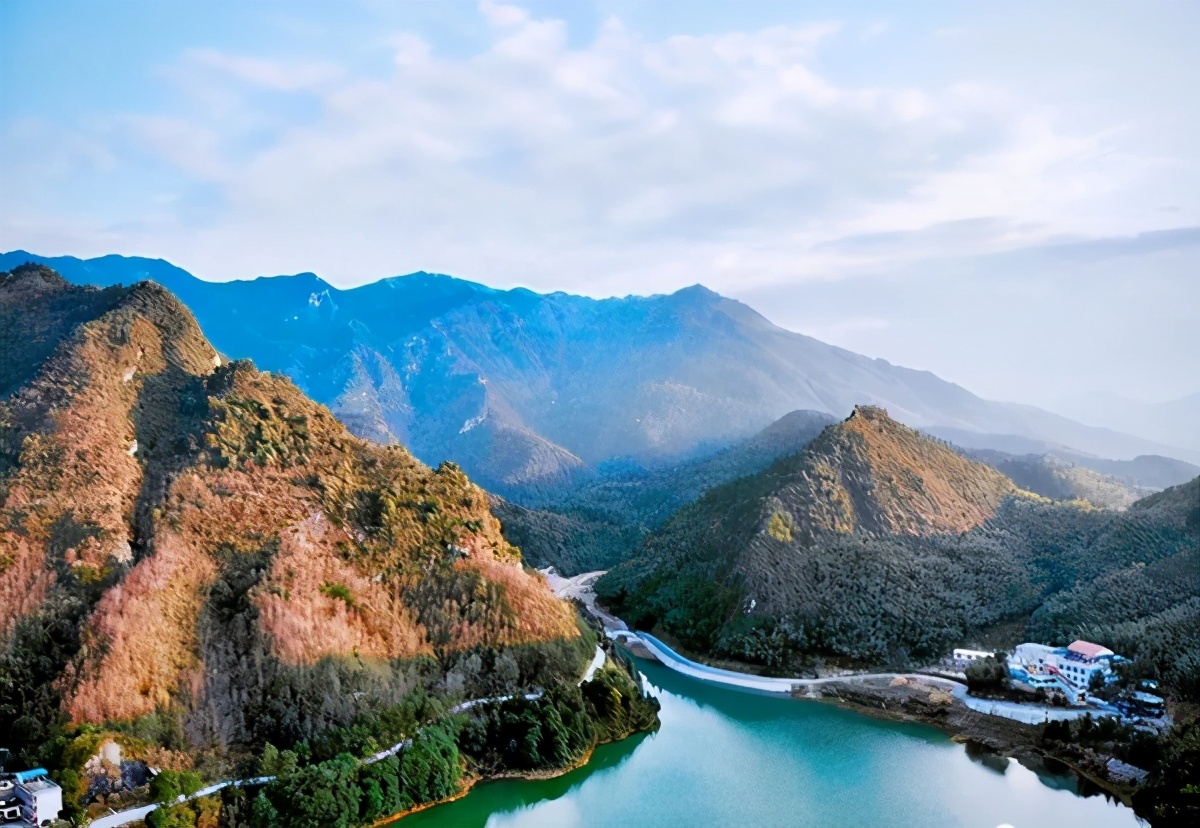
[{"left": 402, "top": 656, "right": 1142, "bottom": 827}]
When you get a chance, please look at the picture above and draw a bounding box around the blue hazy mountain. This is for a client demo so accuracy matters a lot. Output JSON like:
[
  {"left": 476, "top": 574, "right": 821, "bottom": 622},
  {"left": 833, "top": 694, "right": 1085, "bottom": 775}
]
[{"left": 4, "top": 250, "right": 1194, "bottom": 498}]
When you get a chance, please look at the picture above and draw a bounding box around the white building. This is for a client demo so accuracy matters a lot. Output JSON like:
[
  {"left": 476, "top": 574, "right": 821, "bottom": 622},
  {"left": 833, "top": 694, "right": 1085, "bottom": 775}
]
[
  {"left": 952, "top": 648, "right": 994, "bottom": 668},
  {"left": 12, "top": 769, "right": 62, "bottom": 827},
  {"left": 1010, "top": 640, "right": 1119, "bottom": 701}
]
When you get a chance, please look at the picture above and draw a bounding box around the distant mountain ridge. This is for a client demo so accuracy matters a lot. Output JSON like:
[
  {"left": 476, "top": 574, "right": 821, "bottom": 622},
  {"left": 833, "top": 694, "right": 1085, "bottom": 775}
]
[
  {"left": 1052, "top": 390, "right": 1200, "bottom": 452},
  {"left": 4, "top": 250, "right": 1195, "bottom": 503}
]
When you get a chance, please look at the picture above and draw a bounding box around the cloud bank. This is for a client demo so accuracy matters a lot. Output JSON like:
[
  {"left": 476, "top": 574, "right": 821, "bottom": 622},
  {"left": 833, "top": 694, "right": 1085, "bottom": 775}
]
[{"left": 1, "top": 0, "right": 1197, "bottom": 406}]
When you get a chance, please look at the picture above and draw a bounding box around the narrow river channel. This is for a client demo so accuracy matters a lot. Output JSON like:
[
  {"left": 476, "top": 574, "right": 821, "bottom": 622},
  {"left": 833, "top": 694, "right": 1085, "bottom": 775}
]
[{"left": 401, "top": 655, "right": 1143, "bottom": 827}]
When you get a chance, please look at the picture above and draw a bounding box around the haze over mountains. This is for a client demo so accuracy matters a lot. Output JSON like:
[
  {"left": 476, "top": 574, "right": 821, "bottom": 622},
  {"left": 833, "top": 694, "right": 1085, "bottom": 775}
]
[
  {"left": 1053, "top": 391, "right": 1200, "bottom": 453},
  {"left": 5, "top": 251, "right": 1194, "bottom": 504}
]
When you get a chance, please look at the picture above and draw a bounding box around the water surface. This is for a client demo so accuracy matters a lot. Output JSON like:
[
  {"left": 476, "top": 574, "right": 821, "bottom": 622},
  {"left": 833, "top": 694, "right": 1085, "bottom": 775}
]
[{"left": 403, "top": 658, "right": 1142, "bottom": 827}]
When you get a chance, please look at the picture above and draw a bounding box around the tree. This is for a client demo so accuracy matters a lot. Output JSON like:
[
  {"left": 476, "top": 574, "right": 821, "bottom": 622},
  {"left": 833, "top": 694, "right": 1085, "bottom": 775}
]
[
  {"left": 147, "top": 803, "right": 198, "bottom": 828},
  {"left": 400, "top": 725, "right": 462, "bottom": 807},
  {"left": 965, "top": 656, "right": 1009, "bottom": 692},
  {"left": 150, "top": 770, "right": 204, "bottom": 804}
]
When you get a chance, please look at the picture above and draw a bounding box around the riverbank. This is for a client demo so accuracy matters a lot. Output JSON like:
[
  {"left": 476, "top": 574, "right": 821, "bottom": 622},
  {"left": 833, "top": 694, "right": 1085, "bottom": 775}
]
[
  {"left": 623, "top": 631, "right": 1137, "bottom": 804},
  {"left": 376, "top": 715, "right": 650, "bottom": 825},
  {"left": 810, "top": 677, "right": 1139, "bottom": 803}
]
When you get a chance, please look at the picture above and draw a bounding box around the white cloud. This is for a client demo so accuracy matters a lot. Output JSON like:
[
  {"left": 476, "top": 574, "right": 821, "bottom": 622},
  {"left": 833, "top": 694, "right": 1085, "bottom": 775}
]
[
  {"left": 181, "top": 48, "right": 343, "bottom": 91},
  {"left": 2, "top": 2, "right": 1196, "bottom": 306}
]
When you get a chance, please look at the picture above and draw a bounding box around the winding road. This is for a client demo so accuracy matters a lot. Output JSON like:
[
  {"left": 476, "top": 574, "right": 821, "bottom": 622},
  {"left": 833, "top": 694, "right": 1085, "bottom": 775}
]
[
  {"left": 618, "top": 631, "right": 1108, "bottom": 725},
  {"left": 88, "top": 645, "right": 606, "bottom": 828}
]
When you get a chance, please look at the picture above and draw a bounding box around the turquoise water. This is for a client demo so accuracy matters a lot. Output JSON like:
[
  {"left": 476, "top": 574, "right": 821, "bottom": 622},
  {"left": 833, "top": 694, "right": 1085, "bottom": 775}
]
[{"left": 402, "top": 658, "right": 1143, "bottom": 827}]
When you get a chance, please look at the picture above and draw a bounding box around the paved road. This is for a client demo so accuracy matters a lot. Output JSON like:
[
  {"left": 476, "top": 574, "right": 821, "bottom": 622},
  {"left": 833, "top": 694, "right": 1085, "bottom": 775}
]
[
  {"left": 625, "top": 631, "right": 1109, "bottom": 725},
  {"left": 543, "top": 568, "right": 627, "bottom": 632},
  {"left": 90, "top": 777, "right": 273, "bottom": 828},
  {"left": 86, "top": 644, "right": 605, "bottom": 828}
]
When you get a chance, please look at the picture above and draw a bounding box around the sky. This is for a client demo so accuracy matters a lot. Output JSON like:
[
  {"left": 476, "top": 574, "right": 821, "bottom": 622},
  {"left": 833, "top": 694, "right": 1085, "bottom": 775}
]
[{"left": 1, "top": 0, "right": 1198, "bottom": 412}]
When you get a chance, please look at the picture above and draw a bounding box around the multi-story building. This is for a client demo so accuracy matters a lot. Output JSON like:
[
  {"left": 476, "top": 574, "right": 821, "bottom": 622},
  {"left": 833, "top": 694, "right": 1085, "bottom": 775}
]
[{"left": 1009, "top": 640, "right": 1119, "bottom": 702}]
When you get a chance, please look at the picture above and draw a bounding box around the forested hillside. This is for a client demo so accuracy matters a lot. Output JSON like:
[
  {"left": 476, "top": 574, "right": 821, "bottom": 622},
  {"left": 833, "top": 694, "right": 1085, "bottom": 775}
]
[
  {"left": 967, "top": 449, "right": 1151, "bottom": 509},
  {"left": 0, "top": 265, "right": 657, "bottom": 825},
  {"left": 493, "top": 410, "right": 835, "bottom": 573},
  {"left": 598, "top": 409, "right": 1200, "bottom": 706}
]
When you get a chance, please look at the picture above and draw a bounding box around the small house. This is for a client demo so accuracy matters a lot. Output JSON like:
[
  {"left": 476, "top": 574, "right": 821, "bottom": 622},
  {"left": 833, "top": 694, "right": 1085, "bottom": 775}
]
[{"left": 13, "top": 769, "right": 62, "bottom": 827}]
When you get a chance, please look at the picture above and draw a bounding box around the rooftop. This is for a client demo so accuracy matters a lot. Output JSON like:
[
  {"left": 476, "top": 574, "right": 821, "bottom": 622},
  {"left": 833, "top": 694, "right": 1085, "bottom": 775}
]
[
  {"left": 19, "top": 777, "right": 58, "bottom": 793},
  {"left": 1067, "top": 640, "right": 1114, "bottom": 659}
]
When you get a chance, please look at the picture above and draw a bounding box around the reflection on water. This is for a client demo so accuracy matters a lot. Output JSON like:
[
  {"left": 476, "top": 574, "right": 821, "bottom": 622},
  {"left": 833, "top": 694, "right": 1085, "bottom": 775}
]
[
  {"left": 401, "top": 656, "right": 1142, "bottom": 828},
  {"left": 964, "top": 741, "right": 1011, "bottom": 776}
]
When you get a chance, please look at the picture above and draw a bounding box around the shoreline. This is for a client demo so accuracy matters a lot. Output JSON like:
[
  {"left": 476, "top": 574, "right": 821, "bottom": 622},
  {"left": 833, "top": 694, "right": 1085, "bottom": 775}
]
[
  {"left": 615, "top": 629, "right": 1137, "bottom": 803},
  {"left": 812, "top": 679, "right": 1137, "bottom": 804},
  {"left": 374, "top": 733, "right": 627, "bottom": 824}
]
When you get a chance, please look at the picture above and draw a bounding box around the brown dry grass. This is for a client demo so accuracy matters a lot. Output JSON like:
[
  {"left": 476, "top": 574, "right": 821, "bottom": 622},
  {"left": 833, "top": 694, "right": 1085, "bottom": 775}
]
[
  {"left": 256, "top": 512, "right": 431, "bottom": 663},
  {"left": 461, "top": 556, "right": 578, "bottom": 645},
  {"left": 66, "top": 531, "right": 217, "bottom": 723},
  {"left": 3, "top": 270, "right": 580, "bottom": 729},
  {"left": 0, "top": 535, "right": 54, "bottom": 637},
  {"left": 839, "top": 406, "right": 1020, "bottom": 535},
  {"left": 1, "top": 279, "right": 221, "bottom": 637}
]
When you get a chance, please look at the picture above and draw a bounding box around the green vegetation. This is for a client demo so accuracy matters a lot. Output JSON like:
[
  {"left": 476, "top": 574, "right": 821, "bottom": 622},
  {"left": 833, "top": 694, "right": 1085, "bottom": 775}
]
[
  {"left": 494, "top": 411, "right": 834, "bottom": 574},
  {"left": 318, "top": 581, "right": 356, "bottom": 608},
  {"left": 1134, "top": 722, "right": 1200, "bottom": 827},
  {"left": 151, "top": 769, "right": 205, "bottom": 803},
  {"left": 1034, "top": 715, "right": 1200, "bottom": 826},
  {"left": 211, "top": 653, "right": 657, "bottom": 828},
  {"left": 599, "top": 432, "right": 1200, "bottom": 685},
  {"left": 964, "top": 655, "right": 1009, "bottom": 692}
]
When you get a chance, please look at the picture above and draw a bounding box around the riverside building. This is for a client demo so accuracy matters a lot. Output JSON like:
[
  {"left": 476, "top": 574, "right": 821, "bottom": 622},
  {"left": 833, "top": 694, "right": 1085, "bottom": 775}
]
[
  {"left": 0, "top": 769, "right": 63, "bottom": 828},
  {"left": 1009, "top": 640, "right": 1120, "bottom": 701}
]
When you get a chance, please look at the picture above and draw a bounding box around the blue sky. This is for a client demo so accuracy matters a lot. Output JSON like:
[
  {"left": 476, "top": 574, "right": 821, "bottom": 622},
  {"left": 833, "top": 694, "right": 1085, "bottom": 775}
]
[{"left": 1, "top": 0, "right": 1197, "bottom": 411}]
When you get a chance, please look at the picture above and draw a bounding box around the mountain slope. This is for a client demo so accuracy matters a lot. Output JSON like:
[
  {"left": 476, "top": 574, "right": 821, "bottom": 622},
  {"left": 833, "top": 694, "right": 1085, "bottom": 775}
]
[
  {"left": 0, "top": 264, "right": 584, "bottom": 764},
  {"left": 493, "top": 409, "right": 836, "bottom": 574},
  {"left": 966, "top": 449, "right": 1152, "bottom": 510},
  {"left": 597, "top": 408, "right": 1200, "bottom": 676},
  {"left": 3, "top": 251, "right": 1193, "bottom": 504}
]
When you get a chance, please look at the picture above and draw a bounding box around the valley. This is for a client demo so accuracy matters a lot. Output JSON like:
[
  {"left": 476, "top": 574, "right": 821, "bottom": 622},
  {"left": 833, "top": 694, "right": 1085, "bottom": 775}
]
[
  {"left": 0, "top": 261, "right": 1196, "bottom": 828},
  {"left": 5, "top": 4, "right": 1197, "bottom": 826}
]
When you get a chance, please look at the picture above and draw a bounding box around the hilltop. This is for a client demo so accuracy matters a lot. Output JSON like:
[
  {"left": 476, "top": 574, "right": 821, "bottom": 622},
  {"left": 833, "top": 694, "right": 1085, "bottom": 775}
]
[
  {"left": 496, "top": 409, "right": 836, "bottom": 573},
  {"left": 0, "top": 265, "right": 657, "bottom": 824},
  {"left": 598, "top": 408, "right": 1200, "bottom": 686},
  {"left": 3, "top": 251, "right": 1193, "bottom": 505}
]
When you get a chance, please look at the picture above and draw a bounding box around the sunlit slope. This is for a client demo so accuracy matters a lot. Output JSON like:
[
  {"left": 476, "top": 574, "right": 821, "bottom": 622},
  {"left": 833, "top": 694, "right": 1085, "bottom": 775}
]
[{"left": 0, "top": 264, "right": 580, "bottom": 751}]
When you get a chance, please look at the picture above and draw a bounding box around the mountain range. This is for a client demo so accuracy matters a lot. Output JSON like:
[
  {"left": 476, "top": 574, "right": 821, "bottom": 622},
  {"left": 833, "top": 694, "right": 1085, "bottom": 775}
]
[
  {"left": 1053, "top": 391, "right": 1200, "bottom": 452},
  {"left": 3, "top": 251, "right": 1195, "bottom": 505}
]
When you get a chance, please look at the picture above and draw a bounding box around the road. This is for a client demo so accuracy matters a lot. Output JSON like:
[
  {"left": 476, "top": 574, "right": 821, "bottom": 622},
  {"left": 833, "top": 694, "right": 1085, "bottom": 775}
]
[
  {"left": 625, "top": 631, "right": 1108, "bottom": 724},
  {"left": 543, "top": 568, "right": 627, "bottom": 632},
  {"left": 90, "top": 778, "right": 273, "bottom": 828},
  {"left": 86, "top": 645, "right": 605, "bottom": 828}
]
